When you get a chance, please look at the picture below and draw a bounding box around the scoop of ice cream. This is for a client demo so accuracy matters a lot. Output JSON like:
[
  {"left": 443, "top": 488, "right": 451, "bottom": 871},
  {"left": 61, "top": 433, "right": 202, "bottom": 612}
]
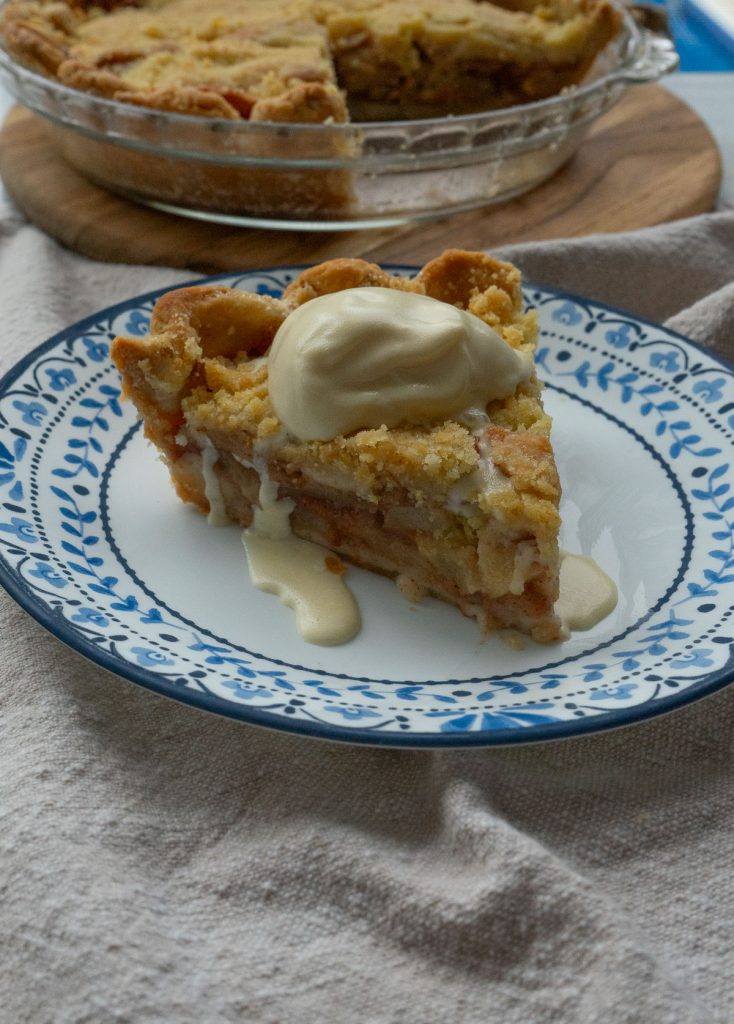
[{"left": 268, "top": 286, "right": 532, "bottom": 441}]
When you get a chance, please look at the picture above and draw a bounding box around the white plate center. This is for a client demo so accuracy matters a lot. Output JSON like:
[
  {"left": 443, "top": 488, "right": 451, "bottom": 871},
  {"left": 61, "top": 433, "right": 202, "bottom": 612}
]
[{"left": 104, "top": 388, "right": 687, "bottom": 683}]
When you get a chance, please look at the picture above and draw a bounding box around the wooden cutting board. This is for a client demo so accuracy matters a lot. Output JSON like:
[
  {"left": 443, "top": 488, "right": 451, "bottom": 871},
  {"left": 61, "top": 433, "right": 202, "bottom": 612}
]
[{"left": 0, "top": 84, "right": 721, "bottom": 272}]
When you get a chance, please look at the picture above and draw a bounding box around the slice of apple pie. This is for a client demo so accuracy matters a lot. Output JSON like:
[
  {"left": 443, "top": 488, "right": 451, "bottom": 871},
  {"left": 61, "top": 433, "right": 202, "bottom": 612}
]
[{"left": 111, "top": 249, "right": 563, "bottom": 642}]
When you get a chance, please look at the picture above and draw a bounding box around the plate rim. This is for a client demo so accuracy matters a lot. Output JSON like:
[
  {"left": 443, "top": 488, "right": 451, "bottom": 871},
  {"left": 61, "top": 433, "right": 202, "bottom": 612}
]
[{"left": 1, "top": 264, "right": 733, "bottom": 748}]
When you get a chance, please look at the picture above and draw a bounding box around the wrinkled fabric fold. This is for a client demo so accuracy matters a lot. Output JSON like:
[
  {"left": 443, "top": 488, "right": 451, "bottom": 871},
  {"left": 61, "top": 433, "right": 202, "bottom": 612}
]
[{"left": 1, "top": 211, "right": 732, "bottom": 1024}]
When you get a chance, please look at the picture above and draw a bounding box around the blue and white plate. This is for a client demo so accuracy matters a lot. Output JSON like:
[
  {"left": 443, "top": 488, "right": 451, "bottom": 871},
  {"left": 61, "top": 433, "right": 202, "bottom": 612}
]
[{"left": 1, "top": 266, "right": 733, "bottom": 747}]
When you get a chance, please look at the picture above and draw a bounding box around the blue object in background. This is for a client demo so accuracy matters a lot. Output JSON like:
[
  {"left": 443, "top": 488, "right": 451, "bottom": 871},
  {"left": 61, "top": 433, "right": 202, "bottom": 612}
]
[{"left": 645, "top": 0, "right": 734, "bottom": 68}]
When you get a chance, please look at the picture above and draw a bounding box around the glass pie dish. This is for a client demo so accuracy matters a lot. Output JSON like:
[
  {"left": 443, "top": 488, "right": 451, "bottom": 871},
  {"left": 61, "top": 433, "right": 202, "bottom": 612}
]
[{"left": 0, "top": 5, "right": 677, "bottom": 230}]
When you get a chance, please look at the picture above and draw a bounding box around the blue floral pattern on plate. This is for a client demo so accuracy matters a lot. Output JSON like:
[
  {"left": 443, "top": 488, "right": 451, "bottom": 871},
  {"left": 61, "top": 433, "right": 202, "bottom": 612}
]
[{"left": 0, "top": 267, "right": 733, "bottom": 747}]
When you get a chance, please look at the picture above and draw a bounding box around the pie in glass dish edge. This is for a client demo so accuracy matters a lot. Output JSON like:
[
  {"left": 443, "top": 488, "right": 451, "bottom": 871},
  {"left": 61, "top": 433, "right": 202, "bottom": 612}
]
[{"left": 1, "top": 0, "right": 622, "bottom": 121}]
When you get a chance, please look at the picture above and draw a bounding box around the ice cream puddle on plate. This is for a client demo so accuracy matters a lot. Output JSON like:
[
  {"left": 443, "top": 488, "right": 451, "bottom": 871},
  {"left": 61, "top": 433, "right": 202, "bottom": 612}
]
[
  {"left": 242, "top": 477, "right": 361, "bottom": 646},
  {"left": 556, "top": 553, "right": 617, "bottom": 632},
  {"left": 215, "top": 286, "right": 618, "bottom": 646}
]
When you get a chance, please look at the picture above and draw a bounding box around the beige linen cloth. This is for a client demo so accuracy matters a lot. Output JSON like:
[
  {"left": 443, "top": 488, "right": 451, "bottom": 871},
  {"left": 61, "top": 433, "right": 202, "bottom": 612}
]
[{"left": 1, "top": 206, "right": 733, "bottom": 1024}]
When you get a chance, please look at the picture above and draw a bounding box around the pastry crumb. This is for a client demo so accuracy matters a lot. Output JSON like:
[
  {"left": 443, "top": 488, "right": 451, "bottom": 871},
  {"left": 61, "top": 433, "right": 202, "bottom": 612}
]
[{"left": 396, "top": 574, "right": 427, "bottom": 604}]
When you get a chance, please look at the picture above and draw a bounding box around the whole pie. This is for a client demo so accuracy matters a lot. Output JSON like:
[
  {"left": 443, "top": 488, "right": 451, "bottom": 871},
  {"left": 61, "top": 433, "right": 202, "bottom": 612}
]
[
  {"left": 2, "top": 0, "right": 621, "bottom": 121},
  {"left": 111, "top": 250, "right": 563, "bottom": 642}
]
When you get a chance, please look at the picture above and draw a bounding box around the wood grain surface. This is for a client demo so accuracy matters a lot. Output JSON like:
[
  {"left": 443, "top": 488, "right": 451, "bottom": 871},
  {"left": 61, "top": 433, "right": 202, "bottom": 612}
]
[{"left": 0, "top": 84, "right": 721, "bottom": 272}]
